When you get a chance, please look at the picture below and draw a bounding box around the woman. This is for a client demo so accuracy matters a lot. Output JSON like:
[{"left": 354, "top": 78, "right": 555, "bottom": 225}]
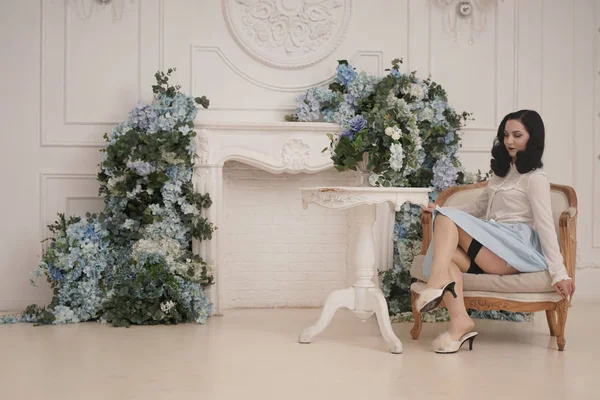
[{"left": 417, "top": 109, "right": 575, "bottom": 354}]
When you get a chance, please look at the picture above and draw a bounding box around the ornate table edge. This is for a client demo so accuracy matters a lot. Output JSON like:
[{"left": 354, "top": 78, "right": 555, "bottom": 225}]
[{"left": 300, "top": 187, "right": 432, "bottom": 211}]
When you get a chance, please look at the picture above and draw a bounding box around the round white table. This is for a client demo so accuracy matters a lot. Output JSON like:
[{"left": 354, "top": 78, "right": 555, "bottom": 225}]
[{"left": 298, "top": 186, "right": 431, "bottom": 353}]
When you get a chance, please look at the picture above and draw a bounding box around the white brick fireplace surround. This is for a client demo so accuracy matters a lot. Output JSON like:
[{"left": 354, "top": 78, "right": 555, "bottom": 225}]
[{"left": 192, "top": 122, "right": 398, "bottom": 315}]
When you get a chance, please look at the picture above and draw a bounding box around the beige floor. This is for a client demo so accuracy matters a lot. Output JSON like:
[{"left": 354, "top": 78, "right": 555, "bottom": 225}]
[{"left": 0, "top": 301, "right": 599, "bottom": 400}]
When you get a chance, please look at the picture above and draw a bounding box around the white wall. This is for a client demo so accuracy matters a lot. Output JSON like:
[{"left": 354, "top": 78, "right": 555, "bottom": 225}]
[{"left": 0, "top": 0, "right": 598, "bottom": 311}]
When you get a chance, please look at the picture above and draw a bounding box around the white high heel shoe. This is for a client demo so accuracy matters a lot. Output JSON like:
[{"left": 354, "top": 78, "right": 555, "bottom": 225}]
[
  {"left": 415, "top": 281, "right": 457, "bottom": 313},
  {"left": 433, "top": 331, "right": 478, "bottom": 354}
]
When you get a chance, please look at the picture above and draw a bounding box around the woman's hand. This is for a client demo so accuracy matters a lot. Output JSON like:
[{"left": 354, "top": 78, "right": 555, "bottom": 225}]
[
  {"left": 554, "top": 279, "right": 575, "bottom": 299},
  {"left": 420, "top": 202, "right": 436, "bottom": 213}
]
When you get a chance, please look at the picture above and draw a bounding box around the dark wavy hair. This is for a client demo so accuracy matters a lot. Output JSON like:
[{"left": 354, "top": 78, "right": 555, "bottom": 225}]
[{"left": 490, "top": 109, "right": 545, "bottom": 177}]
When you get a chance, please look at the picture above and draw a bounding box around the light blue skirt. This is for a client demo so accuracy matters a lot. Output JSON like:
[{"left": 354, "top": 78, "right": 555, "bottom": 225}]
[{"left": 422, "top": 207, "right": 549, "bottom": 278}]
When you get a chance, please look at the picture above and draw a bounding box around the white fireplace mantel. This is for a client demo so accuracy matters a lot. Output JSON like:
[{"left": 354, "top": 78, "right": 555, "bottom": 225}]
[{"left": 192, "top": 121, "right": 397, "bottom": 315}]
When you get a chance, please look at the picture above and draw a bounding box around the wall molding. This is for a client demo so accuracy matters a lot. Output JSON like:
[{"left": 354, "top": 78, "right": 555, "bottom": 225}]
[
  {"left": 593, "top": 0, "right": 600, "bottom": 248},
  {"left": 40, "top": 0, "right": 162, "bottom": 148},
  {"left": 190, "top": 46, "right": 383, "bottom": 95},
  {"left": 62, "top": 0, "right": 143, "bottom": 125},
  {"left": 39, "top": 171, "right": 100, "bottom": 250},
  {"left": 412, "top": 0, "right": 516, "bottom": 132}
]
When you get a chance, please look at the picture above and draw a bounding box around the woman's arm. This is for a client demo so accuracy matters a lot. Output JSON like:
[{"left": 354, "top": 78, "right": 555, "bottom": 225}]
[{"left": 527, "top": 172, "right": 572, "bottom": 286}]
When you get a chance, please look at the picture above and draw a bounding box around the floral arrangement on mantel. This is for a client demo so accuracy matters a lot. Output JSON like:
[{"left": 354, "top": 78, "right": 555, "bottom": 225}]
[
  {"left": 1, "top": 70, "right": 216, "bottom": 327},
  {"left": 287, "top": 59, "right": 530, "bottom": 322}
]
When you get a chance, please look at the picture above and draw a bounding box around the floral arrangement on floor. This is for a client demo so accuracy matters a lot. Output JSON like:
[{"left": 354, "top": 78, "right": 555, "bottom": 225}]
[
  {"left": 287, "top": 58, "right": 529, "bottom": 323},
  {"left": 1, "top": 69, "right": 216, "bottom": 327}
]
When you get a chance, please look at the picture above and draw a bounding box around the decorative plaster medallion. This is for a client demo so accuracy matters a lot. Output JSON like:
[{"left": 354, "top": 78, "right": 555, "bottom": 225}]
[{"left": 223, "top": 0, "right": 352, "bottom": 69}]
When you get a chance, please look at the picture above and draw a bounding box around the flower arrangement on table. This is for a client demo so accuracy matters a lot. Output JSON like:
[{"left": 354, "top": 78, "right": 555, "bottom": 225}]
[{"left": 288, "top": 58, "right": 471, "bottom": 189}]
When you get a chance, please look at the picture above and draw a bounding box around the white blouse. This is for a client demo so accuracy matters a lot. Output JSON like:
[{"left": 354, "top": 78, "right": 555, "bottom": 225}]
[{"left": 453, "top": 164, "right": 571, "bottom": 286}]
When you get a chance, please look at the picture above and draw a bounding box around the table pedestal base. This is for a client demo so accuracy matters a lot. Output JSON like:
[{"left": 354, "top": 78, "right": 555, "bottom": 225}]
[
  {"left": 298, "top": 286, "right": 402, "bottom": 354},
  {"left": 298, "top": 204, "right": 402, "bottom": 354}
]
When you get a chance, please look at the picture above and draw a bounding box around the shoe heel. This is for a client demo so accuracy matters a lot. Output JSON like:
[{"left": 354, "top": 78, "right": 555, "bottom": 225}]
[
  {"left": 468, "top": 336, "right": 476, "bottom": 351},
  {"left": 445, "top": 282, "right": 457, "bottom": 299}
]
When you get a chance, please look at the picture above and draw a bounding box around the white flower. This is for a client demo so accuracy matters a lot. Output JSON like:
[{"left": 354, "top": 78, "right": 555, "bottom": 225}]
[
  {"left": 420, "top": 107, "right": 435, "bottom": 121},
  {"left": 126, "top": 160, "right": 155, "bottom": 177},
  {"left": 386, "top": 126, "right": 402, "bottom": 141},
  {"left": 161, "top": 151, "right": 184, "bottom": 165},
  {"left": 52, "top": 305, "right": 80, "bottom": 324},
  {"left": 126, "top": 184, "right": 142, "bottom": 199},
  {"left": 368, "top": 173, "right": 380, "bottom": 186},
  {"left": 160, "top": 300, "right": 176, "bottom": 314},
  {"left": 107, "top": 175, "right": 126, "bottom": 190},
  {"left": 181, "top": 203, "right": 199, "bottom": 216},
  {"left": 386, "top": 91, "right": 398, "bottom": 108},
  {"left": 132, "top": 237, "right": 183, "bottom": 266},
  {"left": 412, "top": 133, "right": 423, "bottom": 151},
  {"left": 178, "top": 125, "right": 192, "bottom": 135},
  {"left": 329, "top": 133, "right": 341, "bottom": 154},
  {"left": 396, "top": 98, "right": 409, "bottom": 112},
  {"left": 389, "top": 143, "right": 404, "bottom": 172},
  {"left": 408, "top": 83, "right": 425, "bottom": 101},
  {"left": 122, "top": 219, "right": 135, "bottom": 229}
]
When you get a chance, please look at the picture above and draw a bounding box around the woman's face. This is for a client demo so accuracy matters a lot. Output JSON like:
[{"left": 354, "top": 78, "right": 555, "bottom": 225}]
[{"left": 503, "top": 119, "right": 530, "bottom": 161}]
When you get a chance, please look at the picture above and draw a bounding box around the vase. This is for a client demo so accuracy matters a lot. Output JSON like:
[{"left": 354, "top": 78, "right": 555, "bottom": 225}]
[{"left": 356, "top": 152, "right": 372, "bottom": 187}]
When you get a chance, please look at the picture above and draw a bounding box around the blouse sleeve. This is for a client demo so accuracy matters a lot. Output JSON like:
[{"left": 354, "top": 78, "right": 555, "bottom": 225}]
[
  {"left": 448, "top": 188, "right": 490, "bottom": 219},
  {"left": 527, "top": 172, "right": 571, "bottom": 286}
]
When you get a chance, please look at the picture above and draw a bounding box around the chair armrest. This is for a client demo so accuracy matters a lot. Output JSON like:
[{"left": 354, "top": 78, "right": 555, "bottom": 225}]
[
  {"left": 559, "top": 207, "right": 577, "bottom": 281},
  {"left": 420, "top": 212, "right": 432, "bottom": 255}
]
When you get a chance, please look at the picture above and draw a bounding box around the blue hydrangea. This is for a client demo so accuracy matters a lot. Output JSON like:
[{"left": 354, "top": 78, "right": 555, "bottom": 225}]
[
  {"left": 432, "top": 156, "right": 458, "bottom": 191},
  {"left": 348, "top": 115, "right": 366, "bottom": 132},
  {"left": 126, "top": 160, "right": 156, "bottom": 177},
  {"left": 175, "top": 276, "right": 212, "bottom": 324},
  {"left": 145, "top": 93, "right": 198, "bottom": 134},
  {"left": 48, "top": 263, "right": 63, "bottom": 281},
  {"left": 343, "top": 72, "right": 379, "bottom": 107},
  {"left": 293, "top": 87, "right": 337, "bottom": 122},
  {"left": 340, "top": 130, "right": 355, "bottom": 141},
  {"left": 128, "top": 103, "right": 158, "bottom": 131},
  {"left": 108, "top": 122, "right": 133, "bottom": 145},
  {"left": 444, "top": 131, "right": 455, "bottom": 144},
  {"left": 27, "top": 218, "right": 112, "bottom": 324},
  {"left": 336, "top": 63, "right": 357, "bottom": 86},
  {"left": 328, "top": 102, "right": 356, "bottom": 130},
  {"left": 431, "top": 98, "right": 448, "bottom": 125}
]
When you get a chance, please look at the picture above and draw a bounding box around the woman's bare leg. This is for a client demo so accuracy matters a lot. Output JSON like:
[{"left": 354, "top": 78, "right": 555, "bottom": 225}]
[
  {"left": 426, "top": 214, "right": 460, "bottom": 290},
  {"left": 428, "top": 214, "right": 519, "bottom": 289},
  {"left": 452, "top": 246, "right": 470, "bottom": 272},
  {"left": 443, "top": 247, "right": 475, "bottom": 339},
  {"left": 427, "top": 216, "right": 519, "bottom": 341},
  {"left": 423, "top": 215, "right": 475, "bottom": 340}
]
